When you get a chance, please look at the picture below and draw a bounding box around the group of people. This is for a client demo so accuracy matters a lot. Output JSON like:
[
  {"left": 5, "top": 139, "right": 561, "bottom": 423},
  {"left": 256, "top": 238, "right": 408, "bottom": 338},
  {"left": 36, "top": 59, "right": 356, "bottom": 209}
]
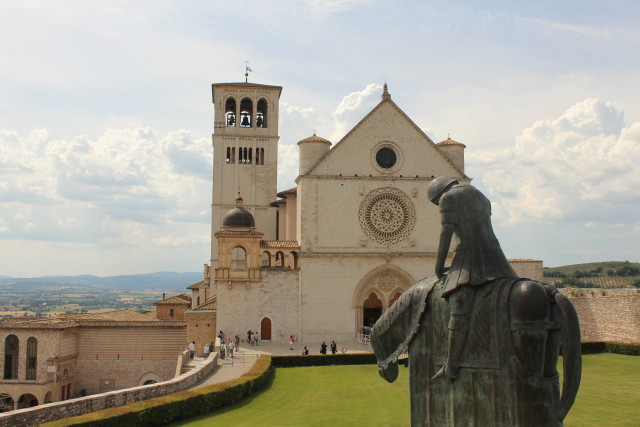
[
  {"left": 246, "top": 330, "right": 260, "bottom": 346},
  {"left": 299, "top": 340, "right": 340, "bottom": 355}
]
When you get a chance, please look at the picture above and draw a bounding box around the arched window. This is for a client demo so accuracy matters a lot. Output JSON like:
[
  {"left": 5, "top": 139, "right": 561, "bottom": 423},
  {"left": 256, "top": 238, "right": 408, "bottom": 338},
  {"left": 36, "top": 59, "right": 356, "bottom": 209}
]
[
  {"left": 275, "top": 251, "right": 285, "bottom": 267},
  {"left": 231, "top": 246, "right": 247, "bottom": 270},
  {"left": 249, "top": 147, "right": 253, "bottom": 164},
  {"left": 239, "top": 98, "right": 253, "bottom": 127},
  {"left": 225, "top": 97, "right": 237, "bottom": 126},
  {"left": 256, "top": 147, "right": 260, "bottom": 165},
  {"left": 4, "top": 335, "right": 18, "bottom": 380},
  {"left": 26, "top": 337, "right": 37, "bottom": 380},
  {"left": 261, "top": 251, "right": 271, "bottom": 267},
  {"left": 257, "top": 98, "right": 268, "bottom": 128},
  {"left": 226, "top": 147, "right": 231, "bottom": 163},
  {"left": 260, "top": 148, "right": 265, "bottom": 165}
]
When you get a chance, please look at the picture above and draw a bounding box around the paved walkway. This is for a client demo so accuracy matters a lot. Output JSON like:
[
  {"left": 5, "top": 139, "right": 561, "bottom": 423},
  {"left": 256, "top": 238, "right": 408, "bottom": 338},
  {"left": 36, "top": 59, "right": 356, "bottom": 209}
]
[{"left": 188, "top": 340, "right": 373, "bottom": 389}]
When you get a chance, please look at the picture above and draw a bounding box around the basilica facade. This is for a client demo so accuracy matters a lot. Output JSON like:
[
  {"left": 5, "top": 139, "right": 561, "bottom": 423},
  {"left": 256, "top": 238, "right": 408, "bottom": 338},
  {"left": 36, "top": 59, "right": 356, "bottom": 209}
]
[{"left": 184, "top": 81, "right": 542, "bottom": 348}]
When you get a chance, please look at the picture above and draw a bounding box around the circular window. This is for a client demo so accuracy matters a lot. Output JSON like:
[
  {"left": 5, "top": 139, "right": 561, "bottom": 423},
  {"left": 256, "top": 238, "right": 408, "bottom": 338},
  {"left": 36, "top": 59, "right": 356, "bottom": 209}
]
[
  {"left": 359, "top": 188, "right": 416, "bottom": 244},
  {"left": 375, "top": 147, "right": 397, "bottom": 169}
]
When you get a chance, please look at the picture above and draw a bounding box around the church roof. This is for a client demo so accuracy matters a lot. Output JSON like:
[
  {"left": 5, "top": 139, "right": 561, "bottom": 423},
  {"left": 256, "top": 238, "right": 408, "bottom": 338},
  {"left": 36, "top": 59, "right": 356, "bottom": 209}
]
[
  {"left": 302, "top": 88, "right": 468, "bottom": 179},
  {"left": 222, "top": 197, "right": 255, "bottom": 228},
  {"left": 508, "top": 259, "right": 543, "bottom": 263},
  {"left": 261, "top": 240, "right": 300, "bottom": 249}
]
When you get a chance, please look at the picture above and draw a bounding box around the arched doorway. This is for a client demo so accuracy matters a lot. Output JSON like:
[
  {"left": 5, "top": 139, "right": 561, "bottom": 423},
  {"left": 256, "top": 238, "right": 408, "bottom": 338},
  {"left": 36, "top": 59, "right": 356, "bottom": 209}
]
[
  {"left": 0, "top": 394, "right": 13, "bottom": 412},
  {"left": 17, "top": 394, "right": 38, "bottom": 409},
  {"left": 353, "top": 266, "right": 415, "bottom": 340},
  {"left": 261, "top": 317, "right": 272, "bottom": 341},
  {"left": 363, "top": 293, "right": 383, "bottom": 332}
]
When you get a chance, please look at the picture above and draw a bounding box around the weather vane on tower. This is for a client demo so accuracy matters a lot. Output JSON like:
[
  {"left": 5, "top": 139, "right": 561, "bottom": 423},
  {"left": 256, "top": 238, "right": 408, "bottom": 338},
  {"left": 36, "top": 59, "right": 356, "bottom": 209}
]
[{"left": 245, "top": 61, "right": 252, "bottom": 83}]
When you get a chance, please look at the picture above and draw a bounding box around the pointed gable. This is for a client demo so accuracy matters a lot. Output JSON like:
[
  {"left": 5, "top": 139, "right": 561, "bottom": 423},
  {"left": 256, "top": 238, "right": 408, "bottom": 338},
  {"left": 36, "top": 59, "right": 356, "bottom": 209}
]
[{"left": 305, "top": 98, "right": 466, "bottom": 179}]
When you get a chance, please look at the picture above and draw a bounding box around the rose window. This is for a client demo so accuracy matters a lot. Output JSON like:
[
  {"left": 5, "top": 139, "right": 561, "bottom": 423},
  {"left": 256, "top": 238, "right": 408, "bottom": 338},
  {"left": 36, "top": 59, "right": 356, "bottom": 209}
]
[{"left": 359, "top": 188, "right": 416, "bottom": 244}]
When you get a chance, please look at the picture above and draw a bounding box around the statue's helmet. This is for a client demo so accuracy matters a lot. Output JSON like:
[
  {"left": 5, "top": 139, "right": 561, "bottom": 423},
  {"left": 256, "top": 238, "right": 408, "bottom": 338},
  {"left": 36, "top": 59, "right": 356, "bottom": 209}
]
[{"left": 428, "top": 176, "right": 459, "bottom": 203}]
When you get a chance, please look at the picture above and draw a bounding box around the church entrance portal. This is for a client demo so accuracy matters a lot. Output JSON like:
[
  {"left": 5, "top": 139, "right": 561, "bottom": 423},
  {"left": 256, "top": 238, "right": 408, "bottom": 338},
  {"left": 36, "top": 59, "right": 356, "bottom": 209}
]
[
  {"left": 362, "top": 293, "right": 383, "bottom": 332},
  {"left": 261, "top": 317, "right": 272, "bottom": 341}
]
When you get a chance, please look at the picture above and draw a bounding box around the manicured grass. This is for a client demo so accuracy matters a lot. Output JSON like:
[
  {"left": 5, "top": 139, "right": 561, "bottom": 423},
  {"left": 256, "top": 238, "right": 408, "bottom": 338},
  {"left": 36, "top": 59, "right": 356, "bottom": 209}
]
[
  {"left": 563, "top": 353, "right": 640, "bottom": 427},
  {"left": 172, "top": 353, "right": 639, "bottom": 427}
]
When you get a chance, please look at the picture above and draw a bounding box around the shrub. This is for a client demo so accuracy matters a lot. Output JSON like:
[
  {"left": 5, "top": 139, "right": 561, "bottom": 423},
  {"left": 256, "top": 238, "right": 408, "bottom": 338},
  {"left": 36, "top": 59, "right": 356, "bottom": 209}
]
[
  {"left": 41, "top": 356, "right": 274, "bottom": 427},
  {"left": 581, "top": 341, "right": 640, "bottom": 356},
  {"left": 272, "top": 353, "right": 377, "bottom": 368}
]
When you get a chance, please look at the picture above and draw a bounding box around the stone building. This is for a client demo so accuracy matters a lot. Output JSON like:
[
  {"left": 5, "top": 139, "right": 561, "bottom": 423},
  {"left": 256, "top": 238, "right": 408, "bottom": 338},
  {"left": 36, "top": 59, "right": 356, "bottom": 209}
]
[
  {"left": 182, "top": 80, "right": 543, "bottom": 349},
  {"left": 0, "top": 309, "right": 186, "bottom": 411}
]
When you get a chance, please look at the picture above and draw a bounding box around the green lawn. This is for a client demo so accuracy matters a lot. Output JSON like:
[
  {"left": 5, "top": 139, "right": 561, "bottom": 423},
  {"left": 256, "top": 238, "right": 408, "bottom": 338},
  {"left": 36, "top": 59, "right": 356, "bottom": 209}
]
[{"left": 172, "top": 353, "right": 639, "bottom": 427}]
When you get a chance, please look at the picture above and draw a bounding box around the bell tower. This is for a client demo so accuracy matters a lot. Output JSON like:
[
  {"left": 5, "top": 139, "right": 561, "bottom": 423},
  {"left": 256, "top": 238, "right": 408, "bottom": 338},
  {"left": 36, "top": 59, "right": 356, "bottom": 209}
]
[{"left": 210, "top": 82, "right": 282, "bottom": 265}]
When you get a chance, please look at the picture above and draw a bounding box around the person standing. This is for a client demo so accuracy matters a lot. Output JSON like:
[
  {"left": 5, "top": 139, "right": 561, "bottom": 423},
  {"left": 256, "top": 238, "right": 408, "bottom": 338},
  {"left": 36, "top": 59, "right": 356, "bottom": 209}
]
[
  {"left": 255, "top": 332, "right": 259, "bottom": 346},
  {"left": 330, "top": 340, "right": 337, "bottom": 354},
  {"left": 289, "top": 335, "right": 295, "bottom": 350},
  {"left": 188, "top": 341, "right": 195, "bottom": 359},
  {"left": 320, "top": 341, "right": 327, "bottom": 354},
  {"left": 302, "top": 346, "right": 309, "bottom": 355},
  {"left": 204, "top": 343, "right": 210, "bottom": 358}
]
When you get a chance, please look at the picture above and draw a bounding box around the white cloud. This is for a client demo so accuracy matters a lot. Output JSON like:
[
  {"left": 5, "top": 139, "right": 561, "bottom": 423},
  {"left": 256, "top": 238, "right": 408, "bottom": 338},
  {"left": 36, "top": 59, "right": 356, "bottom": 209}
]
[
  {"left": 473, "top": 98, "right": 640, "bottom": 230},
  {"left": 331, "top": 83, "right": 382, "bottom": 142},
  {"left": 0, "top": 127, "right": 212, "bottom": 245}
]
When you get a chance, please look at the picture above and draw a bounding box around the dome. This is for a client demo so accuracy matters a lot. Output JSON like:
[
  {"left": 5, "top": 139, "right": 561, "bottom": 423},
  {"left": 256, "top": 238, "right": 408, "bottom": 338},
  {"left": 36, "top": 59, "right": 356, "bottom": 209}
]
[
  {"left": 297, "top": 134, "right": 332, "bottom": 146},
  {"left": 222, "top": 197, "right": 255, "bottom": 228}
]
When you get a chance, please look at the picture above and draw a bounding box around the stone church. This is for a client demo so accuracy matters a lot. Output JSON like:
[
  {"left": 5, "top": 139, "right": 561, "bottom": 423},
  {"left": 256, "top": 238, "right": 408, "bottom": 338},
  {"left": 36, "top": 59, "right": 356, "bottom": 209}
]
[{"left": 184, "top": 81, "right": 542, "bottom": 349}]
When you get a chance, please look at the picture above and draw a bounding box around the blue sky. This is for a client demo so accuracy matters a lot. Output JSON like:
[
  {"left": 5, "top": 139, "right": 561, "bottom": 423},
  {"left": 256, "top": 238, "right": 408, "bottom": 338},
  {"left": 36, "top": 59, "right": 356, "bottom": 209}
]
[{"left": 1, "top": 0, "right": 639, "bottom": 276}]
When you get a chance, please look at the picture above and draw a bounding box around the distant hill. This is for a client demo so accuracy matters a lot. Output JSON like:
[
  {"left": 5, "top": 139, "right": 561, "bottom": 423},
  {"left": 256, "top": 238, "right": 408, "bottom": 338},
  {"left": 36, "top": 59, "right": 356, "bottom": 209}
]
[
  {"left": 0, "top": 272, "right": 203, "bottom": 290},
  {"left": 544, "top": 261, "right": 640, "bottom": 288}
]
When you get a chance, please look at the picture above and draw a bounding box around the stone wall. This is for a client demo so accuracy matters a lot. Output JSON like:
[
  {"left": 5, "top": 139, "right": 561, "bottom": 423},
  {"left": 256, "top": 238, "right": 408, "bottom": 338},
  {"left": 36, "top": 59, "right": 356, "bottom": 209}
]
[
  {"left": 559, "top": 288, "right": 640, "bottom": 343},
  {"left": 75, "top": 326, "right": 186, "bottom": 396},
  {"left": 186, "top": 311, "right": 217, "bottom": 357},
  {"left": 0, "top": 353, "right": 219, "bottom": 427}
]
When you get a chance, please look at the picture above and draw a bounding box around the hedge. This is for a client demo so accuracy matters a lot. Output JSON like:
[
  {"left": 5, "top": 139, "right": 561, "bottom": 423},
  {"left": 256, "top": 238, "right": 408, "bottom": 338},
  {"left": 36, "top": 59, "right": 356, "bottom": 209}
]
[
  {"left": 581, "top": 341, "right": 640, "bottom": 355},
  {"left": 271, "top": 352, "right": 377, "bottom": 367},
  {"left": 41, "top": 356, "right": 274, "bottom": 427}
]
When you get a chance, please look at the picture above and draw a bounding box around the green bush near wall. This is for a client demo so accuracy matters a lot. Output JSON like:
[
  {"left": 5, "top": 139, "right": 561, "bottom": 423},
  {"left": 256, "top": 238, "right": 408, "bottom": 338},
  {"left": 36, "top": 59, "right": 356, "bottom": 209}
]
[
  {"left": 581, "top": 341, "right": 640, "bottom": 355},
  {"left": 271, "top": 353, "right": 377, "bottom": 367},
  {"left": 41, "top": 356, "right": 274, "bottom": 427}
]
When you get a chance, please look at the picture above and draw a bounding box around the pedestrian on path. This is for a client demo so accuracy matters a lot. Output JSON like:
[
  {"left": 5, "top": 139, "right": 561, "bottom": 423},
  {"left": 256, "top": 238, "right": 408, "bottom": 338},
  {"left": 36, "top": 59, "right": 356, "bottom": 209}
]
[
  {"left": 289, "top": 335, "right": 295, "bottom": 350},
  {"left": 204, "top": 343, "right": 210, "bottom": 358}
]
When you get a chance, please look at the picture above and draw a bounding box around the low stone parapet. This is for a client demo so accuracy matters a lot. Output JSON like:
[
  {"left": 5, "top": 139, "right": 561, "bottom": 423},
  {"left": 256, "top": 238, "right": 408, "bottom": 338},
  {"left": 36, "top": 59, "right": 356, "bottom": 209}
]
[{"left": 0, "top": 353, "right": 218, "bottom": 427}]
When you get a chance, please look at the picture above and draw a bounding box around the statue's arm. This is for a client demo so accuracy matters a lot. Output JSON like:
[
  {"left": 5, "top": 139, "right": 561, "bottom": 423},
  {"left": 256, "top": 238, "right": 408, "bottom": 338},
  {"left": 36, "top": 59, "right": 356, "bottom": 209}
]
[{"left": 435, "top": 223, "right": 454, "bottom": 278}]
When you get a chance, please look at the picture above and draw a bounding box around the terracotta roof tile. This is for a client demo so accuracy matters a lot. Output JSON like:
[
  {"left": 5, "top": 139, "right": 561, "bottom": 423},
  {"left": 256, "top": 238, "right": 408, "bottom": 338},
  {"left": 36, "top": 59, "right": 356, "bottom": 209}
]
[
  {"left": 187, "top": 280, "right": 207, "bottom": 289},
  {"left": 154, "top": 294, "right": 192, "bottom": 305},
  {"left": 260, "top": 240, "right": 300, "bottom": 249},
  {"left": 437, "top": 137, "right": 466, "bottom": 147},
  {"left": 191, "top": 296, "right": 217, "bottom": 311}
]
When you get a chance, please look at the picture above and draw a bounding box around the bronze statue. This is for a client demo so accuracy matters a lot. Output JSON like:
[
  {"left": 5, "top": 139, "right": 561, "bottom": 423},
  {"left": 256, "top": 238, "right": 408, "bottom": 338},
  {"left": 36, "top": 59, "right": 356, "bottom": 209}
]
[{"left": 371, "top": 177, "right": 581, "bottom": 426}]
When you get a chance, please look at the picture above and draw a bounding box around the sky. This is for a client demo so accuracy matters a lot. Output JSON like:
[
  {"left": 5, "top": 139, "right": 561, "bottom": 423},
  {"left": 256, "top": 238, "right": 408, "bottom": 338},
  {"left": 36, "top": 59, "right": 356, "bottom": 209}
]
[{"left": 1, "top": 0, "right": 639, "bottom": 277}]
